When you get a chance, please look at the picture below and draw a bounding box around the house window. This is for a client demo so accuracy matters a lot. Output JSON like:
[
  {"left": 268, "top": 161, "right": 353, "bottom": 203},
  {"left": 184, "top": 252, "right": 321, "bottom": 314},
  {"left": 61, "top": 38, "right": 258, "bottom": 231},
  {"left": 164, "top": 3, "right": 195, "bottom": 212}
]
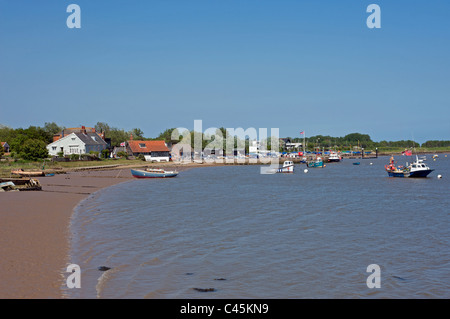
[
  {"left": 139, "top": 143, "right": 146, "bottom": 148},
  {"left": 52, "top": 146, "right": 57, "bottom": 150}
]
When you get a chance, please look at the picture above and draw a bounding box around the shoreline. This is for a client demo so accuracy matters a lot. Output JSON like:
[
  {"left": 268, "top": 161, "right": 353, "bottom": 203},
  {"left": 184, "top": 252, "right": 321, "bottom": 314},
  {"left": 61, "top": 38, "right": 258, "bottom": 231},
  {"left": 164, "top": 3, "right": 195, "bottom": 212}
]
[
  {"left": 0, "top": 162, "right": 204, "bottom": 299},
  {"left": 0, "top": 154, "right": 447, "bottom": 298}
]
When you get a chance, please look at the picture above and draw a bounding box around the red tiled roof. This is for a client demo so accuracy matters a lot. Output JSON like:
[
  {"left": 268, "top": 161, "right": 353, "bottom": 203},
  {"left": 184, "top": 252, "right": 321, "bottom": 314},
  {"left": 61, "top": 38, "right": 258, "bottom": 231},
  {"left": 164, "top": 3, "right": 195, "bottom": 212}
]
[{"left": 128, "top": 140, "right": 169, "bottom": 153}]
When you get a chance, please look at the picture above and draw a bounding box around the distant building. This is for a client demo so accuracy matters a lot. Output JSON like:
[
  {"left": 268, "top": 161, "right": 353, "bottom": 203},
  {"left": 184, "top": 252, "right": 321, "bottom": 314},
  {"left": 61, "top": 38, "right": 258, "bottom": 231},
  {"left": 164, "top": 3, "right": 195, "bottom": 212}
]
[
  {"left": 46, "top": 127, "right": 108, "bottom": 156},
  {"left": 126, "top": 137, "right": 170, "bottom": 162},
  {"left": 169, "top": 143, "right": 192, "bottom": 161},
  {"left": 111, "top": 146, "right": 127, "bottom": 158},
  {"left": 203, "top": 148, "right": 224, "bottom": 157},
  {"left": 285, "top": 142, "right": 303, "bottom": 150},
  {"left": 1, "top": 142, "right": 10, "bottom": 153},
  {"left": 53, "top": 126, "right": 105, "bottom": 142}
]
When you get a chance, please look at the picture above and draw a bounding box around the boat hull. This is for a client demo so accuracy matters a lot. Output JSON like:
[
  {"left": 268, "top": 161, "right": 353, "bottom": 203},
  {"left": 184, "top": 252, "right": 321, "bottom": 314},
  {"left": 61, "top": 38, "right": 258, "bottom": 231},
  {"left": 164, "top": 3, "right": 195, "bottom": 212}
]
[
  {"left": 276, "top": 166, "right": 294, "bottom": 173},
  {"left": 307, "top": 161, "right": 324, "bottom": 168},
  {"left": 409, "top": 169, "right": 434, "bottom": 178},
  {"left": 131, "top": 169, "right": 178, "bottom": 178},
  {"left": 11, "top": 170, "right": 45, "bottom": 177},
  {"left": 387, "top": 169, "right": 434, "bottom": 178}
]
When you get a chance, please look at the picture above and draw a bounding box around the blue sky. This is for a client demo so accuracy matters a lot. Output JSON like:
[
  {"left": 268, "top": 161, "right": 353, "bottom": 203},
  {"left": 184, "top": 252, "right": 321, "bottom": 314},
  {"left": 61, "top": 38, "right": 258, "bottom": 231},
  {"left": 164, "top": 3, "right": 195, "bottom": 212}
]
[{"left": 0, "top": 0, "right": 449, "bottom": 143}]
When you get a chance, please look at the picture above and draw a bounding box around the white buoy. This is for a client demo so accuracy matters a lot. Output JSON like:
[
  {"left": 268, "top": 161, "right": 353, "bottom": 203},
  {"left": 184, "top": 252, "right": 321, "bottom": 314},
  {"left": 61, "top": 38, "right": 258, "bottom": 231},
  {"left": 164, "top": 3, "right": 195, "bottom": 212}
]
[
  {"left": 370, "top": 163, "right": 373, "bottom": 165},
  {"left": 304, "top": 169, "right": 308, "bottom": 173},
  {"left": 437, "top": 175, "right": 442, "bottom": 179}
]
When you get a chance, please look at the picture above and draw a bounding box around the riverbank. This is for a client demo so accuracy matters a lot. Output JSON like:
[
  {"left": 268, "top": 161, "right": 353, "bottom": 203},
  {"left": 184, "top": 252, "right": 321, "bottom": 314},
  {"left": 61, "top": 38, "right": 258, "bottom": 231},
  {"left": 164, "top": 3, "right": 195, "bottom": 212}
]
[{"left": 0, "top": 163, "right": 201, "bottom": 298}]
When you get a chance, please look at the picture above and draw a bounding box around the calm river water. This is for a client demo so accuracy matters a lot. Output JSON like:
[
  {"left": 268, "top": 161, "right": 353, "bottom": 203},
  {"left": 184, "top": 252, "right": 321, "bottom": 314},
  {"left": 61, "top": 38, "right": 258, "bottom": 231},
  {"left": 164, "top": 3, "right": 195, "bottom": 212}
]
[{"left": 67, "top": 155, "right": 450, "bottom": 298}]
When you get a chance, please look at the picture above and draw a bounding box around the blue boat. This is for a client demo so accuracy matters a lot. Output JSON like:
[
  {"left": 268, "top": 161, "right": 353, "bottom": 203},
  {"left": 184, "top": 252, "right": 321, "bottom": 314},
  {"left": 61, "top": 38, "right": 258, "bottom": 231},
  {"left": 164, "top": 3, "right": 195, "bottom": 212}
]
[
  {"left": 307, "top": 157, "right": 325, "bottom": 168},
  {"left": 131, "top": 168, "right": 178, "bottom": 178},
  {"left": 353, "top": 162, "right": 360, "bottom": 165}
]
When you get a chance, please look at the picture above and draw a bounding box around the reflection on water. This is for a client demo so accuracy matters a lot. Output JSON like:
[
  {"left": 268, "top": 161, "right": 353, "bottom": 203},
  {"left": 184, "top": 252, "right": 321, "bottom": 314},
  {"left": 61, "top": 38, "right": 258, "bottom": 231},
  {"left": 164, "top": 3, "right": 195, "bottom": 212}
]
[{"left": 67, "top": 156, "right": 450, "bottom": 298}]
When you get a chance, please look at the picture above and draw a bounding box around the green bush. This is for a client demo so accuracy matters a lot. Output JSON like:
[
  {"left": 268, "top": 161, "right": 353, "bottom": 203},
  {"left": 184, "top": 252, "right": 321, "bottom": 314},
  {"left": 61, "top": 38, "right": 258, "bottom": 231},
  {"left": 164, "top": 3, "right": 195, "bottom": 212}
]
[
  {"left": 117, "top": 151, "right": 128, "bottom": 158},
  {"left": 89, "top": 151, "right": 99, "bottom": 158},
  {"left": 19, "top": 139, "right": 48, "bottom": 161},
  {"left": 101, "top": 149, "right": 110, "bottom": 159}
]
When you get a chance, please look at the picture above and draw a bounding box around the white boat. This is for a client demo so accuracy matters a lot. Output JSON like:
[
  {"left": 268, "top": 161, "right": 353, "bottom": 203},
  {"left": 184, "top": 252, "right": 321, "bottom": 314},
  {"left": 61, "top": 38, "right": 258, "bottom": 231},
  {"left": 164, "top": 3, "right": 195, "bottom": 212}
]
[
  {"left": 327, "top": 151, "right": 341, "bottom": 162},
  {"left": 261, "top": 160, "right": 294, "bottom": 174},
  {"left": 277, "top": 160, "right": 294, "bottom": 173},
  {"left": 385, "top": 155, "right": 434, "bottom": 178}
]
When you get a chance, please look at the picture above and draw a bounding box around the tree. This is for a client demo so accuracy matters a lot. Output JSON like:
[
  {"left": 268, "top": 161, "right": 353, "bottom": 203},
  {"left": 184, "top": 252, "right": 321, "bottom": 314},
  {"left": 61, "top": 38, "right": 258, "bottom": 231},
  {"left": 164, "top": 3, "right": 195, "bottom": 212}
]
[
  {"left": 109, "top": 127, "right": 130, "bottom": 147},
  {"left": 131, "top": 128, "right": 144, "bottom": 139},
  {"left": 156, "top": 128, "right": 181, "bottom": 143},
  {"left": 20, "top": 139, "right": 48, "bottom": 161},
  {"left": 43, "top": 122, "right": 64, "bottom": 136},
  {"left": 95, "top": 122, "right": 111, "bottom": 135}
]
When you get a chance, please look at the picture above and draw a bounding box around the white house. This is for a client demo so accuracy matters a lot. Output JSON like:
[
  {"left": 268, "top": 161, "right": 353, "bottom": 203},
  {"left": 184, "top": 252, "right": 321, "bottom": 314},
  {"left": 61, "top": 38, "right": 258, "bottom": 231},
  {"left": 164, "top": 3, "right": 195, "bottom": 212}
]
[{"left": 47, "top": 131, "right": 108, "bottom": 156}]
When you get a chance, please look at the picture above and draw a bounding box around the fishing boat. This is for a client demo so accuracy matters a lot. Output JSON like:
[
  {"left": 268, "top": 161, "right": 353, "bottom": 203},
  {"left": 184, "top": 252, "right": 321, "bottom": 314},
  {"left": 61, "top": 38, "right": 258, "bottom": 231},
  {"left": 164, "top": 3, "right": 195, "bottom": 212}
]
[
  {"left": 277, "top": 160, "right": 294, "bottom": 173},
  {"left": 11, "top": 169, "right": 45, "bottom": 177},
  {"left": 385, "top": 155, "right": 434, "bottom": 178},
  {"left": 327, "top": 151, "right": 341, "bottom": 162},
  {"left": 131, "top": 168, "right": 178, "bottom": 178},
  {"left": 307, "top": 157, "right": 325, "bottom": 168},
  {"left": 261, "top": 160, "right": 294, "bottom": 174}
]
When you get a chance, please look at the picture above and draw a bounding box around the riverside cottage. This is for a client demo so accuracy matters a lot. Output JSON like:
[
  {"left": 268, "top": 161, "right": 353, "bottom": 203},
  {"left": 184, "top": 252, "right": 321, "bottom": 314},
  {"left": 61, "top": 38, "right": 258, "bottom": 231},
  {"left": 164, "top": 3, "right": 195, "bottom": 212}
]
[
  {"left": 46, "top": 126, "right": 108, "bottom": 156},
  {"left": 126, "top": 137, "right": 170, "bottom": 162}
]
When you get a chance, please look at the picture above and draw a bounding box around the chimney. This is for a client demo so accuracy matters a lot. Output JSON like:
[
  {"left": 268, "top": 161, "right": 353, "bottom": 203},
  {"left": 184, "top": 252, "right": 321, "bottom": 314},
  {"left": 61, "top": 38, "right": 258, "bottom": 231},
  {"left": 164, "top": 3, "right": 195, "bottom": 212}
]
[
  {"left": 130, "top": 133, "right": 133, "bottom": 141},
  {"left": 81, "top": 126, "right": 86, "bottom": 134}
]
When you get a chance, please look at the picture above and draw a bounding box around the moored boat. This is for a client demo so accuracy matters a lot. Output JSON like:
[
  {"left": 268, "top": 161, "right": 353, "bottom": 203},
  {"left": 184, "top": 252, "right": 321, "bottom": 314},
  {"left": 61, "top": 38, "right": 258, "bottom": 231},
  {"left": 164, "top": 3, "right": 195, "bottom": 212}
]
[
  {"left": 11, "top": 169, "right": 45, "bottom": 177},
  {"left": 131, "top": 168, "right": 178, "bottom": 178},
  {"left": 261, "top": 160, "right": 295, "bottom": 174},
  {"left": 327, "top": 151, "right": 341, "bottom": 162},
  {"left": 307, "top": 157, "right": 325, "bottom": 168},
  {"left": 277, "top": 160, "right": 294, "bottom": 173},
  {"left": 385, "top": 155, "right": 434, "bottom": 178}
]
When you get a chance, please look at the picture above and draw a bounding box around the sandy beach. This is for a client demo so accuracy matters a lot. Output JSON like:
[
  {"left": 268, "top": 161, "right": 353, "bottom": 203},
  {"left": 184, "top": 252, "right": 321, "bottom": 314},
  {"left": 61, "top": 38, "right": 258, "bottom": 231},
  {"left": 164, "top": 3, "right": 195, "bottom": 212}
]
[
  {"left": 0, "top": 168, "right": 140, "bottom": 298},
  {"left": 0, "top": 161, "right": 216, "bottom": 299}
]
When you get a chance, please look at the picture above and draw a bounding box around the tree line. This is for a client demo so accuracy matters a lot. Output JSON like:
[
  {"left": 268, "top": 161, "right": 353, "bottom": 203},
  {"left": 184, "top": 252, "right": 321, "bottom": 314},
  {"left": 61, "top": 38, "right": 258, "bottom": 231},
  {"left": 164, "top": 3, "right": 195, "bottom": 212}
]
[
  {"left": 289, "top": 133, "right": 447, "bottom": 150},
  {"left": 1, "top": 123, "right": 449, "bottom": 160}
]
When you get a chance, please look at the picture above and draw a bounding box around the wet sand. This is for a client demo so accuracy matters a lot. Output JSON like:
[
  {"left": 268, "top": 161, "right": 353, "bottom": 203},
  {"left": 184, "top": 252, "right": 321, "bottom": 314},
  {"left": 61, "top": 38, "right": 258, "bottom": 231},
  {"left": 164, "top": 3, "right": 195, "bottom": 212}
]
[
  {"left": 0, "top": 168, "right": 139, "bottom": 298},
  {"left": 0, "top": 162, "right": 213, "bottom": 299}
]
